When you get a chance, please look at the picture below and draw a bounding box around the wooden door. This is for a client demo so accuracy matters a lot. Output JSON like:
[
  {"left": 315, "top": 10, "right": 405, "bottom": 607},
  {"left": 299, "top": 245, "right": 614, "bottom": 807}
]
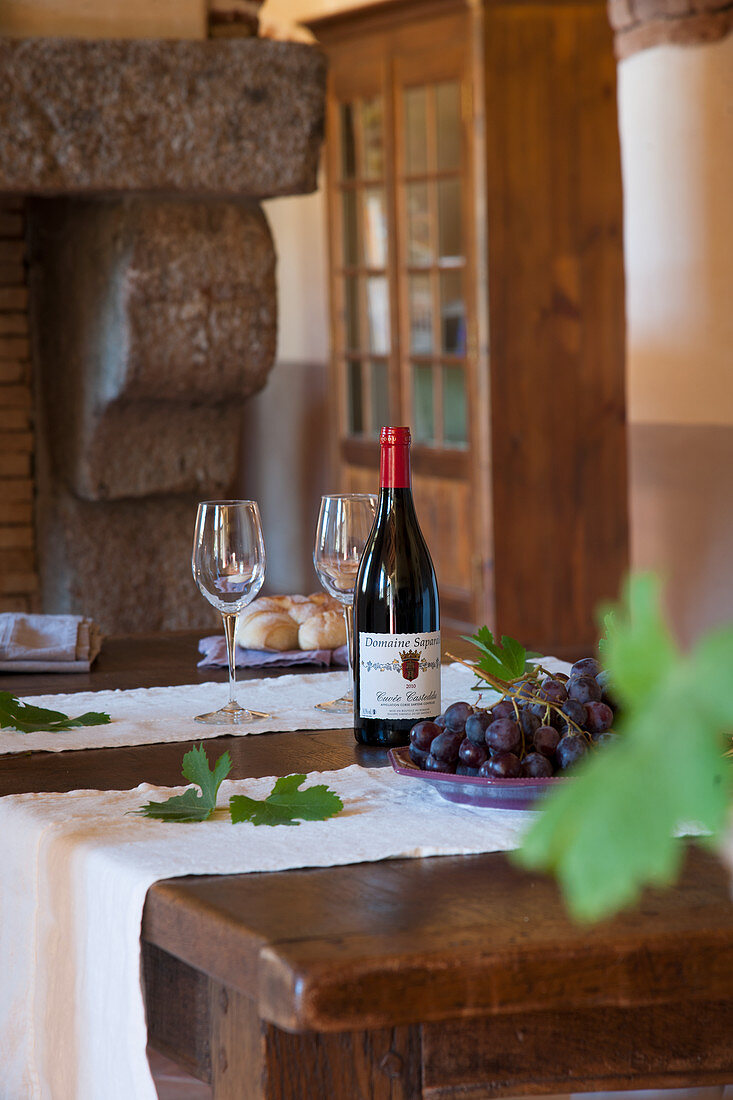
[{"left": 314, "top": 1, "right": 486, "bottom": 633}]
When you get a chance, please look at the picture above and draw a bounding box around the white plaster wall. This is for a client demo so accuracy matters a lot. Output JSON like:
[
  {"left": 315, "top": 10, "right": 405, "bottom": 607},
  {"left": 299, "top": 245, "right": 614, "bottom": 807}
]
[
  {"left": 262, "top": 188, "right": 329, "bottom": 363},
  {"left": 618, "top": 35, "right": 733, "bottom": 426}
]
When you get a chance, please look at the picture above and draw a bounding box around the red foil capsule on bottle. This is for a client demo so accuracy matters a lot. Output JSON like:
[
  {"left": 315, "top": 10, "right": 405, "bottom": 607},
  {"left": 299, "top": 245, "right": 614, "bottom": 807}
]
[{"left": 379, "top": 426, "right": 411, "bottom": 489}]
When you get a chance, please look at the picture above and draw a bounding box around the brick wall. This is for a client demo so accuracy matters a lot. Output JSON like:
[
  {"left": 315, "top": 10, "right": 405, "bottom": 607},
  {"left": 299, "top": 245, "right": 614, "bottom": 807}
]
[{"left": 0, "top": 197, "right": 37, "bottom": 613}]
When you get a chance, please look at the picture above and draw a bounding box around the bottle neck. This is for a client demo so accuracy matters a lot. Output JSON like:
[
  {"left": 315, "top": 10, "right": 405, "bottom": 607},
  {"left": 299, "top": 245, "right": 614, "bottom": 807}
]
[{"left": 379, "top": 442, "right": 411, "bottom": 489}]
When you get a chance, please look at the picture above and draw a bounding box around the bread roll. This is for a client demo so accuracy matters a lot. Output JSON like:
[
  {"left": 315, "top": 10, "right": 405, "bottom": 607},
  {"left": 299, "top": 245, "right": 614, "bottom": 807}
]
[
  {"left": 287, "top": 600, "right": 324, "bottom": 625},
  {"left": 298, "top": 609, "right": 346, "bottom": 651},
  {"left": 238, "top": 611, "right": 299, "bottom": 652},
  {"left": 239, "top": 596, "right": 288, "bottom": 622},
  {"left": 236, "top": 593, "right": 346, "bottom": 650}
]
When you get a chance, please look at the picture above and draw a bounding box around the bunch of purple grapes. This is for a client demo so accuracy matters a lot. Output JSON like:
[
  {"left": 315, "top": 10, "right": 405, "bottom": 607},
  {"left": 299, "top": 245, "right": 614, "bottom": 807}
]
[{"left": 409, "top": 657, "right": 619, "bottom": 779}]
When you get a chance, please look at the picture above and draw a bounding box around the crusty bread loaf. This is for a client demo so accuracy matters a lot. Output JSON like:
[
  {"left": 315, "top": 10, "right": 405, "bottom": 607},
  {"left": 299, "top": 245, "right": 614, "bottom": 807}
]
[
  {"left": 298, "top": 609, "right": 346, "bottom": 651},
  {"left": 237, "top": 593, "right": 346, "bottom": 651},
  {"left": 237, "top": 611, "right": 300, "bottom": 651}
]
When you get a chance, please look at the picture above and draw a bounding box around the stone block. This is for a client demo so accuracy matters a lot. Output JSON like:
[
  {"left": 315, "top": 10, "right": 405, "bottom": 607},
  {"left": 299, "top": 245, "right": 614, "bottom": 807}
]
[
  {"left": 0, "top": 287, "right": 28, "bottom": 310},
  {"left": 0, "top": 596, "right": 31, "bottom": 612},
  {"left": 0, "top": 212, "right": 24, "bottom": 237},
  {"left": 0, "top": 410, "right": 31, "bottom": 431},
  {"left": 0, "top": 314, "right": 29, "bottom": 335},
  {"left": 38, "top": 491, "right": 220, "bottom": 632},
  {"left": 29, "top": 196, "right": 276, "bottom": 499},
  {"left": 0, "top": 336, "right": 29, "bottom": 359},
  {"left": 0, "top": 263, "right": 24, "bottom": 284},
  {"left": 0, "top": 384, "right": 31, "bottom": 408},
  {"left": 0, "top": 431, "right": 33, "bottom": 452},
  {"left": 80, "top": 403, "right": 244, "bottom": 500},
  {"left": 0, "top": 527, "right": 33, "bottom": 550},
  {"left": 0, "top": 452, "right": 30, "bottom": 477},
  {"left": 0, "top": 501, "right": 32, "bottom": 524},
  {"left": 0, "top": 479, "right": 32, "bottom": 503},
  {"left": 0, "top": 363, "right": 26, "bottom": 383},
  {"left": 0, "top": 37, "right": 325, "bottom": 198}
]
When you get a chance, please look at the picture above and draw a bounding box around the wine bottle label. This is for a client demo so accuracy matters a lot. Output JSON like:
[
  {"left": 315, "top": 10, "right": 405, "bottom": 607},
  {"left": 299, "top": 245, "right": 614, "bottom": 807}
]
[{"left": 358, "top": 631, "right": 441, "bottom": 720}]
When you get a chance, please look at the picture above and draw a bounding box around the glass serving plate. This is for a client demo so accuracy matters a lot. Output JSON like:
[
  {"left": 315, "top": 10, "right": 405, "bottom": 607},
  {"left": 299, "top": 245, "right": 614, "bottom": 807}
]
[{"left": 388, "top": 746, "right": 568, "bottom": 810}]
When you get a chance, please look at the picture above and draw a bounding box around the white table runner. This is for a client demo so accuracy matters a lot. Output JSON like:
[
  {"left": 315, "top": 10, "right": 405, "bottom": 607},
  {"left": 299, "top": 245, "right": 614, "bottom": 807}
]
[
  {"left": 0, "top": 764, "right": 536, "bottom": 1100},
  {"left": 0, "top": 658, "right": 572, "bottom": 757},
  {"left": 0, "top": 663, "right": 486, "bottom": 756}
]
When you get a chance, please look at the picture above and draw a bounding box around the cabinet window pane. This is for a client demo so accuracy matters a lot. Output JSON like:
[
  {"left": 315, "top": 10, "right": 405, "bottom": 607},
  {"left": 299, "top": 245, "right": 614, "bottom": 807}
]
[
  {"left": 340, "top": 103, "right": 356, "bottom": 179},
  {"left": 345, "top": 275, "right": 360, "bottom": 350},
  {"left": 371, "top": 360, "right": 389, "bottom": 435},
  {"left": 413, "top": 363, "right": 434, "bottom": 444},
  {"left": 436, "top": 82, "right": 461, "bottom": 171},
  {"left": 348, "top": 359, "right": 363, "bottom": 434},
  {"left": 366, "top": 276, "right": 389, "bottom": 355},
  {"left": 404, "top": 86, "right": 427, "bottom": 175},
  {"left": 409, "top": 274, "right": 433, "bottom": 354},
  {"left": 342, "top": 189, "right": 358, "bottom": 266},
  {"left": 443, "top": 365, "right": 468, "bottom": 446},
  {"left": 440, "top": 269, "right": 466, "bottom": 355},
  {"left": 438, "top": 178, "right": 462, "bottom": 261},
  {"left": 363, "top": 187, "right": 387, "bottom": 267},
  {"left": 361, "top": 97, "right": 384, "bottom": 179},
  {"left": 406, "top": 182, "right": 432, "bottom": 265}
]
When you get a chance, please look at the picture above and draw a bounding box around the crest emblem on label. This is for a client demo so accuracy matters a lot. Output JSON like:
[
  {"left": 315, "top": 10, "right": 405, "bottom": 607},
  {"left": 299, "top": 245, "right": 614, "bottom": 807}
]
[{"left": 399, "top": 649, "right": 420, "bottom": 682}]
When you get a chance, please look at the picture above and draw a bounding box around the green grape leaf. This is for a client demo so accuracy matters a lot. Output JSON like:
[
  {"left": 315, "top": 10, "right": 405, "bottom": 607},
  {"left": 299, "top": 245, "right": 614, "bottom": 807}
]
[
  {"left": 514, "top": 574, "right": 733, "bottom": 922},
  {"left": 137, "top": 787, "right": 214, "bottom": 824},
  {"left": 596, "top": 573, "right": 679, "bottom": 710},
  {"left": 138, "top": 744, "right": 232, "bottom": 822},
  {"left": 230, "top": 773, "right": 343, "bottom": 827},
  {"left": 461, "top": 627, "right": 528, "bottom": 683},
  {"left": 183, "top": 742, "right": 232, "bottom": 807},
  {"left": 0, "top": 691, "right": 110, "bottom": 733}
]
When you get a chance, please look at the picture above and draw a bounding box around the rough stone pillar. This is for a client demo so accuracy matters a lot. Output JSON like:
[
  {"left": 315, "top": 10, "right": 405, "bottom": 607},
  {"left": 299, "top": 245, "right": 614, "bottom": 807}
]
[
  {"left": 28, "top": 197, "right": 277, "bottom": 631},
  {"left": 0, "top": 36, "right": 326, "bottom": 632},
  {"left": 608, "top": 0, "right": 733, "bottom": 57}
]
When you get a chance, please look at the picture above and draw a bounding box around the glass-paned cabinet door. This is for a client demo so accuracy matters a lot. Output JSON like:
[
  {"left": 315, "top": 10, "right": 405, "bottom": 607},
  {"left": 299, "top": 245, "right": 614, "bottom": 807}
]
[
  {"left": 398, "top": 78, "right": 468, "bottom": 450},
  {"left": 336, "top": 93, "right": 391, "bottom": 440}
]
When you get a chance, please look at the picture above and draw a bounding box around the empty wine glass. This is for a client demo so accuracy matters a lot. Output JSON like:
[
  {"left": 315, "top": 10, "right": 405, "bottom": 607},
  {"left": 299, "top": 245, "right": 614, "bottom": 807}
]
[
  {"left": 313, "top": 493, "right": 377, "bottom": 713},
  {"left": 192, "top": 500, "right": 270, "bottom": 724}
]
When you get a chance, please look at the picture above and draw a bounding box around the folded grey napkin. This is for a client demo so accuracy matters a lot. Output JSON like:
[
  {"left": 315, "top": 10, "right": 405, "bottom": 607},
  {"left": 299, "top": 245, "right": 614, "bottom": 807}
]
[
  {"left": 198, "top": 635, "right": 349, "bottom": 670},
  {"left": 0, "top": 614, "right": 103, "bottom": 673}
]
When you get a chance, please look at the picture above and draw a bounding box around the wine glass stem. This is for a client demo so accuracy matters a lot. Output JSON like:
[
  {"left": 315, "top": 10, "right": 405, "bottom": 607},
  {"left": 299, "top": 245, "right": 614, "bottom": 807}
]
[
  {"left": 222, "top": 612, "right": 238, "bottom": 708},
  {"left": 343, "top": 602, "right": 354, "bottom": 695}
]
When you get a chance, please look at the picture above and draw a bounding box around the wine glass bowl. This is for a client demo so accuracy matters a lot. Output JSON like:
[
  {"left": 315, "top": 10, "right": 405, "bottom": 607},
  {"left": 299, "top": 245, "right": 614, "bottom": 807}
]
[
  {"left": 313, "top": 493, "right": 377, "bottom": 713},
  {"left": 192, "top": 500, "right": 270, "bottom": 724}
]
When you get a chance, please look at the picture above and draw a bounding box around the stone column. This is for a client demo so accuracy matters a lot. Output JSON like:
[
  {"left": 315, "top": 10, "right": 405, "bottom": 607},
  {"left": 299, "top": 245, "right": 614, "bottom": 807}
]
[
  {"left": 0, "top": 36, "right": 326, "bottom": 631},
  {"left": 609, "top": 0, "right": 733, "bottom": 57},
  {"left": 29, "top": 197, "right": 277, "bottom": 630}
]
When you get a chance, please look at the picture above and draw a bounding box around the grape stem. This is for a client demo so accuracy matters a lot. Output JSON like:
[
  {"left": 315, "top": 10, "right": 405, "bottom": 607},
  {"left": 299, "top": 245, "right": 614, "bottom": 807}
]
[{"left": 446, "top": 654, "right": 593, "bottom": 744}]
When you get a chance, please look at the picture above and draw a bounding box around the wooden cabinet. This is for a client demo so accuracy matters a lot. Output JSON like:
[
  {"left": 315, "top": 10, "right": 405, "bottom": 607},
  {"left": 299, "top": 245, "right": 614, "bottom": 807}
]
[{"left": 307, "top": 0, "right": 628, "bottom": 656}]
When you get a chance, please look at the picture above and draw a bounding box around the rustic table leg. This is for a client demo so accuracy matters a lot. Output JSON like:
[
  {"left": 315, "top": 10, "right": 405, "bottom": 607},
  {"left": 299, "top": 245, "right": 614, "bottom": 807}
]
[
  {"left": 208, "top": 979, "right": 422, "bottom": 1100},
  {"left": 209, "top": 981, "right": 268, "bottom": 1100}
]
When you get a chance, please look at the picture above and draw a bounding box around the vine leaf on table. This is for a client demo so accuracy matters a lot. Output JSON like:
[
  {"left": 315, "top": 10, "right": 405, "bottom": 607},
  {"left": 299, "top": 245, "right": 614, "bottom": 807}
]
[
  {"left": 230, "top": 774, "right": 344, "bottom": 827},
  {"left": 0, "top": 692, "right": 110, "bottom": 734},
  {"left": 137, "top": 743, "right": 232, "bottom": 823},
  {"left": 137, "top": 747, "right": 344, "bottom": 828}
]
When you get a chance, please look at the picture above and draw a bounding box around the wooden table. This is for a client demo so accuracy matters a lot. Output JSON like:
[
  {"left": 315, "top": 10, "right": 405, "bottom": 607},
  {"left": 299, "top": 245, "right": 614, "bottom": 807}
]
[{"left": 3, "top": 634, "right": 733, "bottom": 1099}]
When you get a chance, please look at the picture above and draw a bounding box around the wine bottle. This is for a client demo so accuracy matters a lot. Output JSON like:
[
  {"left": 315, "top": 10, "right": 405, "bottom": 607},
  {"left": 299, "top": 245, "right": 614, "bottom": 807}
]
[{"left": 353, "top": 426, "right": 441, "bottom": 746}]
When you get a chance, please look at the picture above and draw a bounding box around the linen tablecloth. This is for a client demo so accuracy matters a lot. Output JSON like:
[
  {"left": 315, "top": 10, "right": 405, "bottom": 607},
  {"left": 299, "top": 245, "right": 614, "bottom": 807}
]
[
  {"left": 0, "top": 658, "right": 572, "bottom": 756},
  {"left": 0, "top": 661, "right": 495, "bottom": 755},
  {"left": 0, "top": 764, "right": 536, "bottom": 1100}
]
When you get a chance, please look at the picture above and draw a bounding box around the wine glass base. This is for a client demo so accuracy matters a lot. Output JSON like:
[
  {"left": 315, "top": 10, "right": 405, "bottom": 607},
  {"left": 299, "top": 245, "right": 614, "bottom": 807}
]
[
  {"left": 194, "top": 703, "right": 271, "bottom": 725},
  {"left": 315, "top": 691, "right": 353, "bottom": 714}
]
